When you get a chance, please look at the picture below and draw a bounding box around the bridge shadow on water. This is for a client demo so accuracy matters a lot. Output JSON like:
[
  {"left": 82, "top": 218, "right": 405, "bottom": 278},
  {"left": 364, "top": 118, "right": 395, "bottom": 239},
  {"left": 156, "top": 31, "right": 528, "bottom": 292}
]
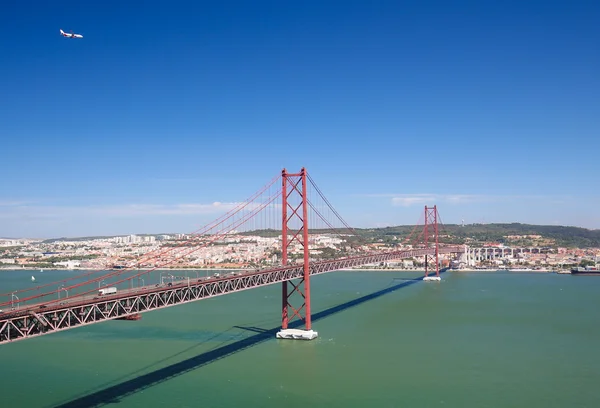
[{"left": 53, "top": 273, "right": 437, "bottom": 408}]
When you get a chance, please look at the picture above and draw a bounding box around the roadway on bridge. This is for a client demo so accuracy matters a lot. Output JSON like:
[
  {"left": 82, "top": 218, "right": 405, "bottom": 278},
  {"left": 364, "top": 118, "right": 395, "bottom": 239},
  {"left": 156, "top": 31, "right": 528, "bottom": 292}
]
[{"left": 1, "top": 271, "right": 245, "bottom": 318}]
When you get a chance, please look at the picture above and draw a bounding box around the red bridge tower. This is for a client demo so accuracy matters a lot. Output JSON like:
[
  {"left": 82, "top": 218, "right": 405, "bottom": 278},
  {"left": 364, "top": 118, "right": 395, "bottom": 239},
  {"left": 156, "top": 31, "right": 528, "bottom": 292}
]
[
  {"left": 276, "top": 168, "right": 318, "bottom": 340},
  {"left": 423, "top": 205, "right": 441, "bottom": 281}
]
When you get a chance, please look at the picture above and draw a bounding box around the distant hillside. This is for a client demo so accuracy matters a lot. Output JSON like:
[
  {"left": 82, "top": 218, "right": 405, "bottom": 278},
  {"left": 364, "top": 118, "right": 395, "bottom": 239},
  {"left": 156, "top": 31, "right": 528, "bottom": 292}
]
[
  {"left": 245, "top": 224, "right": 600, "bottom": 248},
  {"left": 351, "top": 223, "right": 600, "bottom": 248},
  {"left": 35, "top": 224, "right": 600, "bottom": 248},
  {"left": 440, "top": 223, "right": 600, "bottom": 248}
]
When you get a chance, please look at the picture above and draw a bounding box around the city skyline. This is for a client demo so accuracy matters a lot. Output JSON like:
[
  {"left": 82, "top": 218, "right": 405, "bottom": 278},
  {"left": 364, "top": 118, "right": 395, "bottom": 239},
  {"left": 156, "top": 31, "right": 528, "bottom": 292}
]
[{"left": 2, "top": 1, "right": 599, "bottom": 238}]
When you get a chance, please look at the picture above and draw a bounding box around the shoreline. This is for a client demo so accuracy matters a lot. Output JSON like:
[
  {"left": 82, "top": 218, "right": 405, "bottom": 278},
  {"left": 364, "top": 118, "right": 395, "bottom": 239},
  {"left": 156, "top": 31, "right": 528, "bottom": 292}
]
[
  {"left": 341, "top": 268, "right": 437, "bottom": 272},
  {"left": 0, "top": 267, "right": 442, "bottom": 273},
  {"left": 0, "top": 267, "right": 252, "bottom": 272},
  {"left": 1, "top": 267, "right": 565, "bottom": 274},
  {"left": 451, "top": 268, "right": 557, "bottom": 273}
]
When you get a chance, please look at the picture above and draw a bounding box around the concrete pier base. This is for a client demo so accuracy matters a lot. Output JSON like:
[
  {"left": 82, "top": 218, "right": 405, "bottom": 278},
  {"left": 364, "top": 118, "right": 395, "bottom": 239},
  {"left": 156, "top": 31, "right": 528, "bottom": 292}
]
[
  {"left": 276, "top": 328, "right": 318, "bottom": 340},
  {"left": 423, "top": 276, "right": 441, "bottom": 282}
]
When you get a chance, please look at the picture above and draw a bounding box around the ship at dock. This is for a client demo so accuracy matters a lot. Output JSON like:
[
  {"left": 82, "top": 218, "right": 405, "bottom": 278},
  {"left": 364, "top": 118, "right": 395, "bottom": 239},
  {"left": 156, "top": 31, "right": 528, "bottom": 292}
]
[{"left": 571, "top": 266, "right": 600, "bottom": 275}]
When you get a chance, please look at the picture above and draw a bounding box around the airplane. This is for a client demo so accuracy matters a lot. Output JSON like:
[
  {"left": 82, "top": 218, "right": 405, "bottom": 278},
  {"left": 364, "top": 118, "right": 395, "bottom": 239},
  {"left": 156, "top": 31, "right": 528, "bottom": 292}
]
[{"left": 60, "top": 29, "right": 83, "bottom": 39}]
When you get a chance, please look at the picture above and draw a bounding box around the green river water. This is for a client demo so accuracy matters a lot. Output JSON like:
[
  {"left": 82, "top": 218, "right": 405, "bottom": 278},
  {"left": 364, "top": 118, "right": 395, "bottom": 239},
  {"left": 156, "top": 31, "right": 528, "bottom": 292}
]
[{"left": 0, "top": 269, "right": 599, "bottom": 407}]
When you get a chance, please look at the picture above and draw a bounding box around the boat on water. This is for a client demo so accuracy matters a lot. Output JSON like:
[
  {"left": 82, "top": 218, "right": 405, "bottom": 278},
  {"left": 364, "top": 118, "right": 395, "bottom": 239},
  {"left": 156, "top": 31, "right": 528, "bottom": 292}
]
[
  {"left": 571, "top": 266, "right": 600, "bottom": 275},
  {"left": 31, "top": 275, "right": 35, "bottom": 282},
  {"left": 506, "top": 268, "right": 533, "bottom": 272}
]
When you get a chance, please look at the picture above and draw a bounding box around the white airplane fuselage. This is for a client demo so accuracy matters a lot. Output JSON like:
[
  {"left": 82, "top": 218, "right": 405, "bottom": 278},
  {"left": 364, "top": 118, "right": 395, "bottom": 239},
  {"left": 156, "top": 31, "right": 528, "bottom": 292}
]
[{"left": 60, "top": 30, "right": 83, "bottom": 38}]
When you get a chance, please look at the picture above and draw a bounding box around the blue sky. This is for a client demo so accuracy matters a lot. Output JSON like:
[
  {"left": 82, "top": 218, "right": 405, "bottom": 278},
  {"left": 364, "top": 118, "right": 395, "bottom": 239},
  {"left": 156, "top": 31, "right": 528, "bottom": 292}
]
[{"left": 1, "top": 1, "right": 599, "bottom": 238}]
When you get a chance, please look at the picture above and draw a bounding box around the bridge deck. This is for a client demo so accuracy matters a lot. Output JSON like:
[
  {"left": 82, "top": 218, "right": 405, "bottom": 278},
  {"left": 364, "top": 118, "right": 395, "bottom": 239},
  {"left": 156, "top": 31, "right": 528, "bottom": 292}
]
[{"left": 0, "top": 247, "right": 462, "bottom": 345}]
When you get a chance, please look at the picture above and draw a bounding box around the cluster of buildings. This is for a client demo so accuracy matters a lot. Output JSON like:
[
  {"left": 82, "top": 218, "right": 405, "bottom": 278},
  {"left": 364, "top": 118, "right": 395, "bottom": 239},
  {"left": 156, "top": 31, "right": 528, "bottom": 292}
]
[
  {"left": 455, "top": 236, "right": 600, "bottom": 270},
  {"left": 0, "top": 233, "right": 598, "bottom": 271},
  {"left": 0, "top": 233, "right": 362, "bottom": 270}
]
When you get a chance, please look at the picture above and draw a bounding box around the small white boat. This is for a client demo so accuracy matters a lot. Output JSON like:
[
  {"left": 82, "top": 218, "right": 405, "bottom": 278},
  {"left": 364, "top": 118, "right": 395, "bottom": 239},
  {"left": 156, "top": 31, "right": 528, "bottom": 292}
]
[{"left": 31, "top": 275, "right": 36, "bottom": 282}]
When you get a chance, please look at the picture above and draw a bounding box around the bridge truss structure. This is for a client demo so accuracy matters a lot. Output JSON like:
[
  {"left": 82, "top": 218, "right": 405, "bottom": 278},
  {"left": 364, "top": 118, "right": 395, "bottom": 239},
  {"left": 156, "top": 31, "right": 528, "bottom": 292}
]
[
  {"left": 0, "top": 168, "right": 464, "bottom": 345},
  {"left": 0, "top": 247, "right": 461, "bottom": 344}
]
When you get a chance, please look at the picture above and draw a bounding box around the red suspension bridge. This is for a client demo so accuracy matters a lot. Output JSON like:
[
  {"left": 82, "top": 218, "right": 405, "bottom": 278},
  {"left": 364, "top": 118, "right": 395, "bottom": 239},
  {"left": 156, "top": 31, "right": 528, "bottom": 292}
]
[{"left": 0, "top": 168, "right": 464, "bottom": 344}]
